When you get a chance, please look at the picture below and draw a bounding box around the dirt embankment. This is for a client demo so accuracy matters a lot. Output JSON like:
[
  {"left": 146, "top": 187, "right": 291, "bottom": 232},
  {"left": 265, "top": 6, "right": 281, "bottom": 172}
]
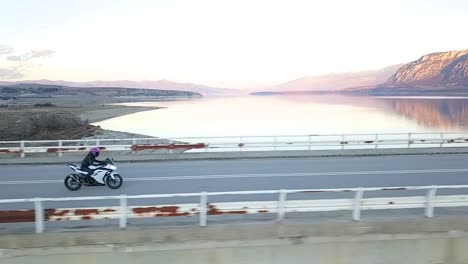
[
  {"left": 0, "top": 104, "right": 160, "bottom": 140},
  {"left": 0, "top": 109, "right": 100, "bottom": 140}
]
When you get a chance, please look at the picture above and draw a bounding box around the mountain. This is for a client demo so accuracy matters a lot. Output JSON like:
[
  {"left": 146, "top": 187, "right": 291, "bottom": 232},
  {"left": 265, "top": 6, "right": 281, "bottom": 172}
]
[
  {"left": 380, "top": 49, "right": 468, "bottom": 90},
  {"left": 252, "top": 64, "right": 403, "bottom": 93},
  {"left": 0, "top": 79, "right": 241, "bottom": 96}
]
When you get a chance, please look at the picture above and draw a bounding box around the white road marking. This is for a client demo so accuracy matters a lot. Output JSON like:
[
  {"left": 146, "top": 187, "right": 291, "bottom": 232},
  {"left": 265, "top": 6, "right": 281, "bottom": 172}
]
[{"left": 1, "top": 168, "right": 468, "bottom": 185}]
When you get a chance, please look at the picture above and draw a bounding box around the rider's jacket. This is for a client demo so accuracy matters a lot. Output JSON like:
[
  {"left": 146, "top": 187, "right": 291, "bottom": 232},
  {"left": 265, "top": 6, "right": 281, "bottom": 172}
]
[{"left": 81, "top": 152, "right": 103, "bottom": 168}]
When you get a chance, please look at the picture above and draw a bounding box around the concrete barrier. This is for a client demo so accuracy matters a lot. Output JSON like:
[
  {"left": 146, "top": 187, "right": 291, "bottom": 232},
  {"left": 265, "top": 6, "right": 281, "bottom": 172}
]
[{"left": 1, "top": 218, "right": 468, "bottom": 264}]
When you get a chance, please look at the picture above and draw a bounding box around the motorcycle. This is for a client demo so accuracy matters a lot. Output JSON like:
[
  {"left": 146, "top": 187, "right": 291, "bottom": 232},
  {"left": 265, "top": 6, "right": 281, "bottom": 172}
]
[{"left": 64, "top": 157, "right": 123, "bottom": 191}]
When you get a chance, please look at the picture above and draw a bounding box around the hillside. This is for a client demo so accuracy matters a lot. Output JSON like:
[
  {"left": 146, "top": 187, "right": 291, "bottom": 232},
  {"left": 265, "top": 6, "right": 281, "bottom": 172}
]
[{"left": 382, "top": 49, "right": 467, "bottom": 89}]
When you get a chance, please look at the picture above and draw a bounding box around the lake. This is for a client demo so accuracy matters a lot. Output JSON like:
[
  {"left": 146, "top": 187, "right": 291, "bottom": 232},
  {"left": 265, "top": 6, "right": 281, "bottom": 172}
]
[{"left": 94, "top": 95, "right": 468, "bottom": 139}]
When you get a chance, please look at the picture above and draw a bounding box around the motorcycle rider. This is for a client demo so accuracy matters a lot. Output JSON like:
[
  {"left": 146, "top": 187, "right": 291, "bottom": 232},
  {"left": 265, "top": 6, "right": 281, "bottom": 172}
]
[{"left": 81, "top": 147, "right": 105, "bottom": 176}]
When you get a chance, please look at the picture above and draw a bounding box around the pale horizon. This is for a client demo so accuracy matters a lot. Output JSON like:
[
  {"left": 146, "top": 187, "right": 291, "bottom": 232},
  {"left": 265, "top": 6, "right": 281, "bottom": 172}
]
[{"left": 1, "top": 0, "right": 467, "bottom": 89}]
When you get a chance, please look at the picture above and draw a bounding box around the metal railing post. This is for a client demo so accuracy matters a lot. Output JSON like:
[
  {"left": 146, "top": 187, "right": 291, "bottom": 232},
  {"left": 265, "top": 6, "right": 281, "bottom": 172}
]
[
  {"left": 34, "top": 198, "right": 44, "bottom": 233},
  {"left": 352, "top": 188, "right": 364, "bottom": 221},
  {"left": 277, "top": 189, "right": 287, "bottom": 222},
  {"left": 200, "top": 192, "right": 208, "bottom": 227},
  {"left": 273, "top": 136, "right": 277, "bottom": 151},
  {"left": 425, "top": 186, "right": 437, "bottom": 218},
  {"left": 408, "top": 133, "right": 412, "bottom": 148},
  {"left": 95, "top": 139, "right": 100, "bottom": 147},
  {"left": 132, "top": 138, "right": 137, "bottom": 154},
  {"left": 341, "top": 134, "right": 345, "bottom": 150},
  {"left": 119, "top": 195, "right": 127, "bottom": 229},
  {"left": 375, "top": 134, "right": 379, "bottom": 149},
  {"left": 20, "top": 140, "right": 25, "bottom": 158},
  {"left": 440, "top": 133, "right": 444, "bottom": 148},
  {"left": 58, "top": 140, "right": 63, "bottom": 157},
  {"left": 308, "top": 135, "right": 312, "bottom": 150}
]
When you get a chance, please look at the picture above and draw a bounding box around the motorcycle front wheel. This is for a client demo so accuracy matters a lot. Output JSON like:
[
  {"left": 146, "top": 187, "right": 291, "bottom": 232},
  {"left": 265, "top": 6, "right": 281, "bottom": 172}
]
[
  {"left": 64, "top": 174, "right": 82, "bottom": 191},
  {"left": 106, "top": 174, "right": 123, "bottom": 189}
]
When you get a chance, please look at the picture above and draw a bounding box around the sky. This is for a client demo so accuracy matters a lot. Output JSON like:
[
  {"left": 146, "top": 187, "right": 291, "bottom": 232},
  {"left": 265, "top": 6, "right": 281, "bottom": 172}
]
[{"left": 0, "top": 0, "right": 467, "bottom": 89}]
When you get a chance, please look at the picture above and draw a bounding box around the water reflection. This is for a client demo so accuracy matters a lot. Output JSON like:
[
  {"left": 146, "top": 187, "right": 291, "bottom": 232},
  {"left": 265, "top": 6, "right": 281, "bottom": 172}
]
[
  {"left": 277, "top": 95, "right": 468, "bottom": 131},
  {"left": 382, "top": 98, "right": 468, "bottom": 130},
  {"left": 96, "top": 95, "right": 468, "bottom": 137}
]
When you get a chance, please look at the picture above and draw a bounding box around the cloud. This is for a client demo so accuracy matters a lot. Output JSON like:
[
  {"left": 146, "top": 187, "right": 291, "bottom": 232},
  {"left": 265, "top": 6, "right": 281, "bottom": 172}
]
[
  {"left": 6, "top": 49, "right": 55, "bottom": 61},
  {"left": 0, "top": 47, "right": 55, "bottom": 80},
  {"left": 0, "top": 45, "right": 14, "bottom": 55},
  {"left": 0, "top": 67, "right": 24, "bottom": 79}
]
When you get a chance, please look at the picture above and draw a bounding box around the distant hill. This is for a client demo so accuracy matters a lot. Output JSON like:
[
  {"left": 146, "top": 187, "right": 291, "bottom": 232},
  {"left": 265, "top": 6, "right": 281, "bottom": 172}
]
[
  {"left": 251, "top": 64, "right": 403, "bottom": 94},
  {"left": 0, "top": 79, "right": 241, "bottom": 96},
  {"left": 0, "top": 83, "right": 202, "bottom": 100}
]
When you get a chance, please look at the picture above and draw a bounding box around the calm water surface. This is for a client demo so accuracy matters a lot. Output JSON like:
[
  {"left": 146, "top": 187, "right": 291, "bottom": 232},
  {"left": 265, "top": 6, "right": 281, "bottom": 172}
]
[{"left": 95, "top": 95, "right": 468, "bottom": 138}]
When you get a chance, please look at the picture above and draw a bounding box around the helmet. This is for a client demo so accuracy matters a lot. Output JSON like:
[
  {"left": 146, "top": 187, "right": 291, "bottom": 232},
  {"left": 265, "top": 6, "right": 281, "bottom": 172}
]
[{"left": 90, "top": 147, "right": 100, "bottom": 157}]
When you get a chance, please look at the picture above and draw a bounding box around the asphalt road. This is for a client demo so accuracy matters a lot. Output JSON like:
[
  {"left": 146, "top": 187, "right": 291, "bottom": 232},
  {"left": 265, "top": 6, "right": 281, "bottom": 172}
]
[
  {"left": 1, "top": 154, "right": 468, "bottom": 232},
  {"left": 1, "top": 154, "right": 468, "bottom": 199}
]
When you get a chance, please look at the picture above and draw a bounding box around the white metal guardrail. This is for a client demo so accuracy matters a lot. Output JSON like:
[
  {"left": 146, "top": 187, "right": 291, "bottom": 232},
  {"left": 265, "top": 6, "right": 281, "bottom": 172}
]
[
  {"left": 1, "top": 185, "right": 468, "bottom": 233},
  {"left": 1, "top": 132, "right": 468, "bottom": 157}
]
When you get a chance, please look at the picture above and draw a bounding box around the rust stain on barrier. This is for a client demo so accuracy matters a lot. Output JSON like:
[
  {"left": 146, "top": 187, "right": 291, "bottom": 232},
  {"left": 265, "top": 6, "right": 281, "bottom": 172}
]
[
  {"left": 132, "top": 206, "right": 159, "bottom": 214},
  {"left": 0, "top": 210, "right": 35, "bottom": 223},
  {"left": 207, "top": 204, "right": 247, "bottom": 215},
  {"left": 45, "top": 209, "right": 70, "bottom": 219},
  {"left": 388, "top": 201, "right": 395, "bottom": 205},
  {"left": 364, "top": 141, "right": 374, "bottom": 144},
  {"left": 46, "top": 147, "right": 106, "bottom": 153},
  {"left": 159, "top": 206, "right": 180, "bottom": 213},
  {"left": 238, "top": 143, "right": 245, "bottom": 147},
  {"left": 258, "top": 210, "right": 269, "bottom": 213},
  {"left": 132, "top": 206, "right": 190, "bottom": 217},
  {"left": 156, "top": 212, "right": 190, "bottom": 217},
  {"left": 0, "top": 149, "right": 22, "bottom": 154},
  {"left": 75, "top": 209, "right": 99, "bottom": 215},
  {"left": 131, "top": 143, "right": 207, "bottom": 152},
  {"left": 46, "top": 208, "right": 119, "bottom": 221},
  {"left": 340, "top": 142, "right": 348, "bottom": 145}
]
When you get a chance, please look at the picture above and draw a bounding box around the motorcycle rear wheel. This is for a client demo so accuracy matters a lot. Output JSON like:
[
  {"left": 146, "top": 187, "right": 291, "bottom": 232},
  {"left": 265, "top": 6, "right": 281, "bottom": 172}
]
[{"left": 64, "top": 174, "right": 82, "bottom": 191}]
